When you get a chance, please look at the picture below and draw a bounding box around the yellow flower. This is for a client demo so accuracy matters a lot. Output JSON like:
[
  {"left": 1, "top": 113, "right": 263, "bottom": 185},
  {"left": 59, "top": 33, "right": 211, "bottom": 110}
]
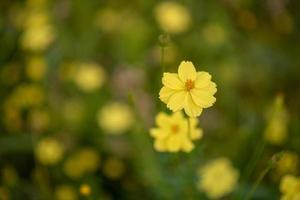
[
  {"left": 150, "top": 111, "right": 202, "bottom": 153},
  {"left": 35, "top": 138, "right": 64, "bottom": 165},
  {"left": 197, "top": 158, "right": 239, "bottom": 199},
  {"left": 55, "top": 185, "right": 77, "bottom": 200},
  {"left": 103, "top": 157, "right": 125, "bottom": 180},
  {"left": 264, "top": 94, "right": 289, "bottom": 145},
  {"left": 21, "top": 11, "right": 55, "bottom": 51},
  {"left": 276, "top": 151, "right": 299, "bottom": 176},
  {"left": 280, "top": 175, "right": 300, "bottom": 200},
  {"left": 79, "top": 184, "right": 91, "bottom": 196},
  {"left": 63, "top": 148, "right": 100, "bottom": 179},
  {"left": 97, "top": 102, "right": 134, "bottom": 134},
  {"left": 155, "top": 2, "right": 191, "bottom": 34},
  {"left": 25, "top": 56, "right": 47, "bottom": 81},
  {"left": 159, "top": 61, "right": 217, "bottom": 117},
  {"left": 74, "top": 63, "right": 106, "bottom": 92}
]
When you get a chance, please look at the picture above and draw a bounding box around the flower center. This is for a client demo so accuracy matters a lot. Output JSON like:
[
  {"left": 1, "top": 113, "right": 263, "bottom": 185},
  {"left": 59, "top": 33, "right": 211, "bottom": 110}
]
[
  {"left": 185, "top": 79, "right": 195, "bottom": 91},
  {"left": 170, "top": 125, "right": 179, "bottom": 134}
]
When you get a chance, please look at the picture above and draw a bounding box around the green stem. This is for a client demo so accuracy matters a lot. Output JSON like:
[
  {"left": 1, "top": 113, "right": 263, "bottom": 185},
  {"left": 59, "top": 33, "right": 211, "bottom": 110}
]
[
  {"left": 161, "top": 46, "right": 165, "bottom": 74},
  {"left": 244, "top": 164, "right": 272, "bottom": 200}
]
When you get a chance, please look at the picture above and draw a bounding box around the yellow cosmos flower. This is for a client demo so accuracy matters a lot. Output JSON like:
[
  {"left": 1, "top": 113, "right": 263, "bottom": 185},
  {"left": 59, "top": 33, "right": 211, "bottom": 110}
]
[
  {"left": 150, "top": 111, "right": 203, "bottom": 153},
  {"left": 55, "top": 185, "right": 78, "bottom": 200},
  {"left": 275, "top": 151, "right": 299, "bottom": 176},
  {"left": 35, "top": 138, "right": 64, "bottom": 165},
  {"left": 264, "top": 94, "right": 289, "bottom": 145},
  {"left": 97, "top": 102, "right": 134, "bottom": 134},
  {"left": 159, "top": 61, "right": 217, "bottom": 117},
  {"left": 197, "top": 158, "right": 239, "bottom": 199},
  {"left": 155, "top": 2, "right": 191, "bottom": 34},
  {"left": 280, "top": 175, "right": 300, "bottom": 200}
]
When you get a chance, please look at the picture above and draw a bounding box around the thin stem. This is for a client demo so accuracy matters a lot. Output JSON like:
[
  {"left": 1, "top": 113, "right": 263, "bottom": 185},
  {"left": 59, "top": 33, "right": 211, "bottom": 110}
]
[
  {"left": 161, "top": 46, "right": 165, "bottom": 74},
  {"left": 244, "top": 164, "right": 272, "bottom": 200}
]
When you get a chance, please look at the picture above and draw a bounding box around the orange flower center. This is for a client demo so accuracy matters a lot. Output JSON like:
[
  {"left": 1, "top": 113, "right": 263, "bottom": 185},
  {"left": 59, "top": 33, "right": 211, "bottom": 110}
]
[
  {"left": 171, "top": 125, "right": 179, "bottom": 134},
  {"left": 185, "top": 79, "right": 195, "bottom": 91}
]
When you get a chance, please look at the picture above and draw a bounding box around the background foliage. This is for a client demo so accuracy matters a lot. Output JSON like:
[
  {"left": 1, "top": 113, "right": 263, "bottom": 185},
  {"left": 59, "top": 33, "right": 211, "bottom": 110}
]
[{"left": 0, "top": 0, "right": 299, "bottom": 199}]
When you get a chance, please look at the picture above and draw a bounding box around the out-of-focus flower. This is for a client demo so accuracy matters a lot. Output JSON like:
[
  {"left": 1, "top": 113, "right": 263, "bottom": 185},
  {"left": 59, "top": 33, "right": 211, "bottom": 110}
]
[
  {"left": 35, "top": 138, "right": 64, "bottom": 165},
  {"left": 74, "top": 63, "right": 106, "bottom": 92},
  {"left": 64, "top": 148, "right": 100, "bottom": 179},
  {"left": 159, "top": 61, "right": 217, "bottom": 117},
  {"left": 237, "top": 10, "right": 257, "bottom": 31},
  {"left": 272, "top": 12, "right": 294, "bottom": 34},
  {"left": 0, "top": 187, "right": 9, "bottom": 200},
  {"left": 25, "top": 56, "right": 47, "bottom": 81},
  {"left": 28, "top": 109, "right": 50, "bottom": 132},
  {"left": 280, "top": 175, "right": 300, "bottom": 200},
  {"left": 97, "top": 102, "right": 134, "bottom": 134},
  {"left": 155, "top": 2, "right": 191, "bottom": 34},
  {"left": 95, "top": 8, "right": 122, "bottom": 33},
  {"left": 150, "top": 111, "right": 202, "bottom": 153},
  {"left": 55, "top": 185, "right": 78, "bottom": 200},
  {"left": 2, "top": 166, "right": 18, "bottom": 186},
  {"left": 264, "top": 94, "right": 289, "bottom": 145},
  {"left": 8, "top": 84, "right": 45, "bottom": 108},
  {"left": 197, "top": 158, "right": 239, "bottom": 199},
  {"left": 103, "top": 157, "right": 125, "bottom": 180},
  {"left": 21, "top": 11, "right": 55, "bottom": 51},
  {"left": 202, "top": 23, "right": 227, "bottom": 46},
  {"left": 62, "top": 100, "right": 84, "bottom": 126},
  {"left": 275, "top": 151, "right": 299, "bottom": 176},
  {"left": 79, "top": 184, "right": 91, "bottom": 196}
]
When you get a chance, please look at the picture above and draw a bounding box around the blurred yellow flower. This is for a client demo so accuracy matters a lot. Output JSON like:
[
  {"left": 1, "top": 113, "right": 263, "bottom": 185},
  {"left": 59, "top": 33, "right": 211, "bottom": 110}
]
[
  {"left": 280, "top": 175, "right": 300, "bottom": 200},
  {"left": 21, "top": 11, "right": 55, "bottom": 51},
  {"left": 28, "top": 109, "right": 50, "bottom": 132},
  {"left": 197, "top": 158, "right": 239, "bottom": 199},
  {"left": 103, "top": 157, "right": 125, "bottom": 180},
  {"left": 276, "top": 151, "right": 299, "bottom": 176},
  {"left": 25, "top": 56, "right": 47, "bottom": 81},
  {"left": 202, "top": 23, "right": 227, "bottom": 46},
  {"left": 159, "top": 61, "right": 217, "bottom": 117},
  {"left": 79, "top": 184, "right": 91, "bottom": 196},
  {"left": 64, "top": 148, "right": 100, "bottom": 179},
  {"left": 95, "top": 8, "right": 122, "bottom": 33},
  {"left": 35, "top": 138, "right": 64, "bottom": 165},
  {"left": 150, "top": 111, "right": 202, "bottom": 153},
  {"left": 74, "top": 63, "right": 106, "bottom": 92},
  {"left": 55, "top": 185, "right": 78, "bottom": 200},
  {"left": 97, "top": 102, "right": 134, "bottom": 134},
  {"left": 9, "top": 84, "right": 45, "bottom": 108},
  {"left": 264, "top": 94, "right": 289, "bottom": 145},
  {"left": 155, "top": 2, "right": 191, "bottom": 34}
]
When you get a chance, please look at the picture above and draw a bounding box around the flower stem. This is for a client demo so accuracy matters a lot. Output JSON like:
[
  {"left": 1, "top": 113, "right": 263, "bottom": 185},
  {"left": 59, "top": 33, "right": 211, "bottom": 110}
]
[
  {"left": 244, "top": 153, "right": 282, "bottom": 200},
  {"left": 161, "top": 46, "right": 165, "bottom": 74}
]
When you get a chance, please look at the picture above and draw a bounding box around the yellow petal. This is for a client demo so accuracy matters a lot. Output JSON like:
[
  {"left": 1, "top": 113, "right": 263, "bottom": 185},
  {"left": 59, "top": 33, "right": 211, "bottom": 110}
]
[
  {"left": 150, "top": 128, "right": 168, "bottom": 139},
  {"left": 159, "top": 86, "right": 177, "bottom": 103},
  {"left": 178, "top": 61, "right": 197, "bottom": 82},
  {"left": 162, "top": 73, "right": 184, "bottom": 90},
  {"left": 167, "top": 91, "right": 187, "bottom": 112},
  {"left": 194, "top": 72, "right": 212, "bottom": 88},
  {"left": 183, "top": 94, "right": 203, "bottom": 117},
  {"left": 190, "top": 89, "right": 216, "bottom": 108},
  {"left": 182, "top": 139, "right": 194, "bottom": 152},
  {"left": 202, "top": 82, "right": 217, "bottom": 95},
  {"left": 167, "top": 135, "right": 181, "bottom": 152},
  {"left": 155, "top": 112, "right": 170, "bottom": 128},
  {"left": 190, "top": 128, "right": 203, "bottom": 140},
  {"left": 154, "top": 139, "right": 167, "bottom": 152}
]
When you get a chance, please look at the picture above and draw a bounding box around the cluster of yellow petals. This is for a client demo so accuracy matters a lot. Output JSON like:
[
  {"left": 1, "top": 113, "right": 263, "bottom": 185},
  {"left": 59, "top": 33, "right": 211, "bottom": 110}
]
[
  {"left": 197, "top": 158, "right": 239, "bottom": 199},
  {"left": 280, "top": 175, "right": 300, "bottom": 200},
  {"left": 159, "top": 61, "right": 217, "bottom": 117},
  {"left": 150, "top": 111, "right": 202, "bottom": 153}
]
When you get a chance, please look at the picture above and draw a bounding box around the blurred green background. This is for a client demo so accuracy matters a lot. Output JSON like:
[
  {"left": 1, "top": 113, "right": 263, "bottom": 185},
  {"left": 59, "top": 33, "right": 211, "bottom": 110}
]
[{"left": 0, "top": 0, "right": 300, "bottom": 199}]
